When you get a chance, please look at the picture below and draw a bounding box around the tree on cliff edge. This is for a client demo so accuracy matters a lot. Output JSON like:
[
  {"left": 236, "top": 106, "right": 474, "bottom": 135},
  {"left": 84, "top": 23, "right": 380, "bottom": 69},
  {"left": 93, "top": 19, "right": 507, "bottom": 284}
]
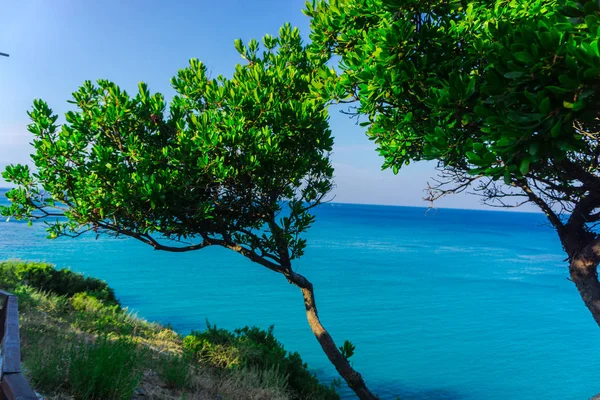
[
  {"left": 0, "top": 25, "right": 377, "bottom": 400},
  {"left": 305, "top": 0, "right": 600, "bottom": 327}
]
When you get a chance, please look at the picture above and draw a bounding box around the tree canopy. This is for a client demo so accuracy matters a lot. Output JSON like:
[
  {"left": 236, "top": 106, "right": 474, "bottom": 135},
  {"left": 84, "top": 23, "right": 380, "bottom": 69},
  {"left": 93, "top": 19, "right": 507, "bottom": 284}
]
[
  {"left": 305, "top": 0, "right": 600, "bottom": 324},
  {"left": 1, "top": 24, "right": 376, "bottom": 399},
  {"left": 4, "top": 25, "right": 331, "bottom": 258}
]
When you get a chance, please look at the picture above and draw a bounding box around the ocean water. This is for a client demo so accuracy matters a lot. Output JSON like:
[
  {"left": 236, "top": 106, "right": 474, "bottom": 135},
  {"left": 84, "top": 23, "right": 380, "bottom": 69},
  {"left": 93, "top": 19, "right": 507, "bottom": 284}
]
[{"left": 0, "top": 194, "right": 598, "bottom": 400}]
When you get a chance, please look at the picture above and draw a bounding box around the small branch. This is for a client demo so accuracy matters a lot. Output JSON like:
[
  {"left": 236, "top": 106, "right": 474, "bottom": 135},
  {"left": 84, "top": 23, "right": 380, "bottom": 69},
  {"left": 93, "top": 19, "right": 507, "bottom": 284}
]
[{"left": 515, "top": 179, "right": 564, "bottom": 232}]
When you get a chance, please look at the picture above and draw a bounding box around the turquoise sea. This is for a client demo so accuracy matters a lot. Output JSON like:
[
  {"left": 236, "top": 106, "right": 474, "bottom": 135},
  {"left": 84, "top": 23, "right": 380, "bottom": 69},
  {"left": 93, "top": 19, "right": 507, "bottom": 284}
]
[{"left": 1, "top": 192, "right": 599, "bottom": 400}]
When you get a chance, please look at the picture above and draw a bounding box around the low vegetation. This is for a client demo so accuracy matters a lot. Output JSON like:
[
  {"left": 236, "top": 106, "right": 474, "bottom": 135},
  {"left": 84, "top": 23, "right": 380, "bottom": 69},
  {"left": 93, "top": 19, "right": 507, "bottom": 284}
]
[{"left": 0, "top": 260, "right": 340, "bottom": 400}]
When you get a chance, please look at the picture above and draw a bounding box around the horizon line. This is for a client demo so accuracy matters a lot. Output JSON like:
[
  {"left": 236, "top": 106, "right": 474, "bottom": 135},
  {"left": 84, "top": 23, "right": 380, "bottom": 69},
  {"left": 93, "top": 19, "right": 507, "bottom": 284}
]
[{"left": 0, "top": 187, "right": 544, "bottom": 215}]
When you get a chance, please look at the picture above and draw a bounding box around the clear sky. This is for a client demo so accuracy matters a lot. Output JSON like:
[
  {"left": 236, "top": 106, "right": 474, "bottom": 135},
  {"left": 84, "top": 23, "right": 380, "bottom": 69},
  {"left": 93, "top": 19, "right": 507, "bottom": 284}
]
[{"left": 0, "top": 0, "right": 537, "bottom": 211}]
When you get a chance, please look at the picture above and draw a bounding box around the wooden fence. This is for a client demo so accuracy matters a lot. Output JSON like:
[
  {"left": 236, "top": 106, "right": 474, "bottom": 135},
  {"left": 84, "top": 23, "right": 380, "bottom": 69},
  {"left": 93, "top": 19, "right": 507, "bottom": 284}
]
[{"left": 0, "top": 290, "right": 37, "bottom": 400}]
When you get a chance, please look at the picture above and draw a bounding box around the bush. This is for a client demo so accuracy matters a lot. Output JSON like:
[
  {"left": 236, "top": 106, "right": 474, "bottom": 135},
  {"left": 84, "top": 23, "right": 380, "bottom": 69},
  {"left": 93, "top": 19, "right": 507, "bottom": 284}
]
[
  {"left": 71, "top": 292, "right": 104, "bottom": 313},
  {"left": 0, "top": 260, "right": 119, "bottom": 305},
  {"left": 71, "top": 293, "right": 137, "bottom": 336},
  {"left": 183, "top": 323, "right": 339, "bottom": 400},
  {"left": 0, "top": 260, "right": 21, "bottom": 290}
]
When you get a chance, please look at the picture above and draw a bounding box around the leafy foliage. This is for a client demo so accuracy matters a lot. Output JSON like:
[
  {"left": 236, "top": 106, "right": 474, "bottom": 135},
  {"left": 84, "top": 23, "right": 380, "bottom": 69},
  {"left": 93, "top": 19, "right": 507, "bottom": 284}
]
[
  {"left": 1, "top": 24, "right": 333, "bottom": 265},
  {"left": 306, "top": 0, "right": 600, "bottom": 198},
  {"left": 308, "top": 0, "right": 590, "bottom": 173},
  {"left": 183, "top": 323, "right": 340, "bottom": 400},
  {"left": 339, "top": 340, "right": 355, "bottom": 360}
]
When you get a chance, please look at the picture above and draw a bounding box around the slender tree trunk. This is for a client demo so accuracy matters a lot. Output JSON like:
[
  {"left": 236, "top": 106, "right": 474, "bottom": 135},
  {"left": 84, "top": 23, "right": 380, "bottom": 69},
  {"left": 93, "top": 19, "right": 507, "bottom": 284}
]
[
  {"left": 568, "top": 237, "right": 600, "bottom": 326},
  {"left": 286, "top": 270, "right": 378, "bottom": 400}
]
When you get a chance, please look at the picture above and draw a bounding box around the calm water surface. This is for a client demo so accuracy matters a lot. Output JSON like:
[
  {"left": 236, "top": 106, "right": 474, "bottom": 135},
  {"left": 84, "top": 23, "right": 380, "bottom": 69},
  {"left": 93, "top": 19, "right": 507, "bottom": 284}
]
[{"left": 0, "top": 194, "right": 597, "bottom": 400}]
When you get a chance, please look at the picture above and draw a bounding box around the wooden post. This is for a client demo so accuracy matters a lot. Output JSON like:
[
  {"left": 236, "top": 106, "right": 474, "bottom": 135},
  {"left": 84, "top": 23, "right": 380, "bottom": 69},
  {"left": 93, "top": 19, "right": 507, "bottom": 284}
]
[
  {"left": 1, "top": 375, "right": 37, "bottom": 400},
  {"left": 0, "top": 291, "right": 37, "bottom": 399},
  {"left": 2, "top": 296, "right": 22, "bottom": 375}
]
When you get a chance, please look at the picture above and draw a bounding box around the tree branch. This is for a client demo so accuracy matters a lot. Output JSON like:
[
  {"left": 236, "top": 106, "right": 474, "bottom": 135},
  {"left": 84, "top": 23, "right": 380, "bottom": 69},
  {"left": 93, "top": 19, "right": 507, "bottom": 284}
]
[{"left": 514, "top": 179, "right": 564, "bottom": 233}]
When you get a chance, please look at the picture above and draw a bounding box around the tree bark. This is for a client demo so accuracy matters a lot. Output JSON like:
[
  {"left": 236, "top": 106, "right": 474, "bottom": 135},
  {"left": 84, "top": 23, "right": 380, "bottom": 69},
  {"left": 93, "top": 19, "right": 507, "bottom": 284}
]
[
  {"left": 286, "top": 270, "right": 378, "bottom": 400},
  {"left": 568, "top": 237, "right": 600, "bottom": 327}
]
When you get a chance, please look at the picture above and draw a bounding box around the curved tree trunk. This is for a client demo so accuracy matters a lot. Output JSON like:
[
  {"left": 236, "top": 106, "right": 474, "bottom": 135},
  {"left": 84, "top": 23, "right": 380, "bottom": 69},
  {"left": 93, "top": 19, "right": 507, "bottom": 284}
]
[
  {"left": 569, "top": 237, "right": 600, "bottom": 326},
  {"left": 286, "top": 270, "right": 378, "bottom": 400}
]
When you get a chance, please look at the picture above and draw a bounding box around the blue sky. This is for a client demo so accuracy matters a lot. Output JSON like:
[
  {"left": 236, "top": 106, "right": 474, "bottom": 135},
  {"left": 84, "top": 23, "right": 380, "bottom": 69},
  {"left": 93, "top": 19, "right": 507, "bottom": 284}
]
[{"left": 0, "top": 0, "right": 536, "bottom": 211}]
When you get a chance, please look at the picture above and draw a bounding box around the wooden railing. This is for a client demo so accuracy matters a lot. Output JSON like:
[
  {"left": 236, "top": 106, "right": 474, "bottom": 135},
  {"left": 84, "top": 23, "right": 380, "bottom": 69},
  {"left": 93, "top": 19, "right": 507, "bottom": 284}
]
[{"left": 0, "top": 290, "right": 37, "bottom": 400}]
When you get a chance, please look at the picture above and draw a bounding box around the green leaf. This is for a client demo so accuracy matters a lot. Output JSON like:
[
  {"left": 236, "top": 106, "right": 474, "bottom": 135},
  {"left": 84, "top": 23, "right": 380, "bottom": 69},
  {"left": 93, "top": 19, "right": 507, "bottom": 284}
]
[
  {"left": 551, "top": 120, "right": 561, "bottom": 137},
  {"left": 554, "top": 22, "right": 573, "bottom": 31},
  {"left": 546, "top": 86, "right": 572, "bottom": 94},
  {"left": 514, "top": 52, "right": 534, "bottom": 63},
  {"left": 529, "top": 143, "right": 540, "bottom": 156},
  {"left": 233, "top": 38, "right": 244, "bottom": 55},
  {"left": 474, "top": 105, "right": 489, "bottom": 117},
  {"left": 585, "top": 1, "right": 599, "bottom": 14},
  {"left": 519, "top": 158, "right": 530, "bottom": 175},
  {"left": 503, "top": 71, "right": 524, "bottom": 79},
  {"left": 558, "top": 75, "right": 579, "bottom": 89},
  {"left": 573, "top": 100, "right": 585, "bottom": 111},
  {"left": 539, "top": 32, "right": 554, "bottom": 50},
  {"left": 465, "top": 78, "right": 476, "bottom": 98},
  {"left": 504, "top": 170, "right": 511, "bottom": 185},
  {"left": 466, "top": 151, "right": 481, "bottom": 162},
  {"left": 584, "top": 67, "right": 600, "bottom": 79},
  {"left": 339, "top": 340, "right": 356, "bottom": 360},
  {"left": 539, "top": 97, "right": 551, "bottom": 114}
]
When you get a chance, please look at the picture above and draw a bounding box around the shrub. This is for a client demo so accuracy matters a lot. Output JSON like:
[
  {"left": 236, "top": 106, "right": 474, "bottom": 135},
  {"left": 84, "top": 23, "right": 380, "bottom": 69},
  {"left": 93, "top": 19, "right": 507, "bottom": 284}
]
[
  {"left": 71, "top": 292, "right": 104, "bottom": 313},
  {"left": 0, "top": 260, "right": 118, "bottom": 305},
  {"left": 0, "top": 259, "right": 22, "bottom": 290},
  {"left": 71, "top": 295, "right": 138, "bottom": 336},
  {"left": 70, "top": 292, "right": 138, "bottom": 335},
  {"left": 184, "top": 323, "right": 339, "bottom": 400}
]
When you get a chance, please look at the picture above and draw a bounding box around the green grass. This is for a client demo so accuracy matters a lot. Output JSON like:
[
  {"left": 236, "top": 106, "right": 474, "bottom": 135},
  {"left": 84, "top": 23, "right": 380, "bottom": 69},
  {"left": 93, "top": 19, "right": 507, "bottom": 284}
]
[
  {"left": 158, "top": 354, "right": 193, "bottom": 390},
  {"left": 71, "top": 336, "right": 145, "bottom": 400},
  {"left": 23, "top": 331, "right": 145, "bottom": 400}
]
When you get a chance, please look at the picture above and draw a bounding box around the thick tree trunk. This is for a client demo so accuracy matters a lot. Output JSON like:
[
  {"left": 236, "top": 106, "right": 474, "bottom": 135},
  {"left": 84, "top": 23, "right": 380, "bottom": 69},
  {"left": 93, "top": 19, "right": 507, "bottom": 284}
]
[
  {"left": 286, "top": 270, "right": 378, "bottom": 400},
  {"left": 568, "top": 237, "right": 600, "bottom": 326}
]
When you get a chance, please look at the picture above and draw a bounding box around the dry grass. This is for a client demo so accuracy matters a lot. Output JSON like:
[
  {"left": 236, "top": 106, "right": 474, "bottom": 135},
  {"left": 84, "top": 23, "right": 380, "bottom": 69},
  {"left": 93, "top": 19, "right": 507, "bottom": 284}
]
[{"left": 135, "top": 367, "right": 289, "bottom": 400}]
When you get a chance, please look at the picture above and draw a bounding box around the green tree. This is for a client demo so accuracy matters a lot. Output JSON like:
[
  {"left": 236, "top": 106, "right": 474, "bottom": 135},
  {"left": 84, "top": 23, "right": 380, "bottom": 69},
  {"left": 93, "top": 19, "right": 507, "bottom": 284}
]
[
  {"left": 306, "top": 0, "right": 600, "bottom": 325},
  {"left": 1, "top": 25, "right": 376, "bottom": 399}
]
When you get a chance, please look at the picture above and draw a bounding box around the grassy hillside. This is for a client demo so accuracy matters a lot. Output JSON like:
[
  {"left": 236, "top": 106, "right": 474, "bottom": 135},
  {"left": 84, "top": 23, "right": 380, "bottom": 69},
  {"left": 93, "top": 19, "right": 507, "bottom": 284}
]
[{"left": 0, "top": 260, "right": 340, "bottom": 400}]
